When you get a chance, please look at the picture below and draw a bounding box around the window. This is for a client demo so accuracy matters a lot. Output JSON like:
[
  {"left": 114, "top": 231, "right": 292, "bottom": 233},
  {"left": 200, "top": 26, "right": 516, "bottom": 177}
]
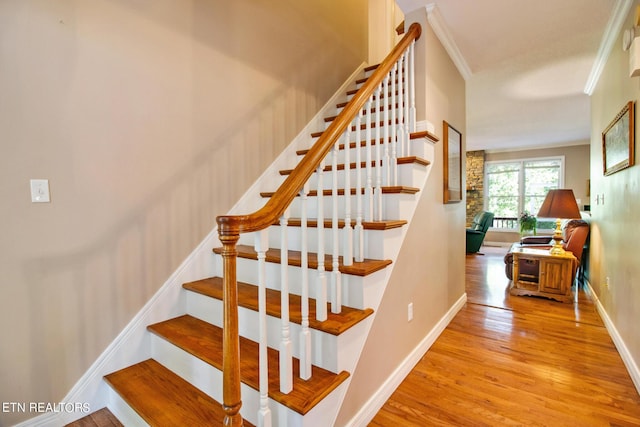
[{"left": 485, "top": 157, "right": 563, "bottom": 228}]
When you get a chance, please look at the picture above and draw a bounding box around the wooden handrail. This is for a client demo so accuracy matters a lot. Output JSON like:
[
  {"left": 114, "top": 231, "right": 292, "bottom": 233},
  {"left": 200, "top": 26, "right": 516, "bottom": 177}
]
[
  {"left": 216, "top": 22, "right": 421, "bottom": 237},
  {"left": 215, "top": 22, "right": 421, "bottom": 426}
]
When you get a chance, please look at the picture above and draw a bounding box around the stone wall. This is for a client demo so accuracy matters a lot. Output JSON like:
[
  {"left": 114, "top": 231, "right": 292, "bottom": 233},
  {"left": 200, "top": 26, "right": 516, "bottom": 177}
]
[{"left": 466, "top": 150, "right": 485, "bottom": 226}]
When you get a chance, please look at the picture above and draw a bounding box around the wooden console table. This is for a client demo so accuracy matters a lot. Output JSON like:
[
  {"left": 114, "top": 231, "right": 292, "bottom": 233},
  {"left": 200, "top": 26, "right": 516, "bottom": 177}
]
[{"left": 510, "top": 247, "right": 576, "bottom": 303}]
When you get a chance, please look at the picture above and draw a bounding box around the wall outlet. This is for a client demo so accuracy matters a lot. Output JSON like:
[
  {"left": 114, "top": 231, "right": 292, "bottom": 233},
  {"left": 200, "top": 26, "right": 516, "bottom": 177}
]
[
  {"left": 407, "top": 302, "right": 413, "bottom": 322},
  {"left": 605, "top": 276, "right": 611, "bottom": 289}
]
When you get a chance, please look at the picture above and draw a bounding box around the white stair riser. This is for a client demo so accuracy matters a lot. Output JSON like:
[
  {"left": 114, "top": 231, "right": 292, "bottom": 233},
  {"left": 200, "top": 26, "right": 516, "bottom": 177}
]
[
  {"left": 336, "top": 102, "right": 405, "bottom": 124},
  {"left": 186, "top": 291, "right": 347, "bottom": 372},
  {"left": 291, "top": 160, "right": 426, "bottom": 191},
  {"left": 262, "top": 192, "right": 418, "bottom": 221},
  {"left": 107, "top": 389, "right": 150, "bottom": 426},
  {"left": 305, "top": 139, "right": 429, "bottom": 164},
  {"left": 322, "top": 118, "right": 409, "bottom": 134},
  {"left": 213, "top": 254, "right": 382, "bottom": 310},
  {"left": 150, "top": 335, "right": 301, "bottom": 427},
  {"left": 238, "top": 226, "right": 398, "bottom": 261},
  {"left": 281, "top": 226, "right": 398, "bottom": 260},
  {"left": 295, "top": 380, "right": 349, "bottom": 427},
  {"left": 345, "top": 90, "right": 406, "bottom": 104},
  {"left": 280, "top": 192, "right": 417, "bottom": 221}
]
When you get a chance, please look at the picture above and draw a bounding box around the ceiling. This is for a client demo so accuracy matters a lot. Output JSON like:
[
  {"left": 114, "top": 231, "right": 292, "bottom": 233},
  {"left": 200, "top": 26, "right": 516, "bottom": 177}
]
[{"left": 396, "top": 0, "right": 626, "bottom": 151}]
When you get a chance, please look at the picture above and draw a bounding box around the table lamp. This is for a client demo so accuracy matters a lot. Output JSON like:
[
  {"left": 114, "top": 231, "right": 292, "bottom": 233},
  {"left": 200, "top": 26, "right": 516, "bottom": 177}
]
[{"left": 536, "top": 189, "right": 581, "bottom": 255}]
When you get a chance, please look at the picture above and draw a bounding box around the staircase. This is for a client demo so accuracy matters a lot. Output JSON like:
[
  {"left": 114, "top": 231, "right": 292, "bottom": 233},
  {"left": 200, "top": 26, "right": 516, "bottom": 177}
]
[{"left": 72, "top": 23, "right": 436, "bottom": 427}]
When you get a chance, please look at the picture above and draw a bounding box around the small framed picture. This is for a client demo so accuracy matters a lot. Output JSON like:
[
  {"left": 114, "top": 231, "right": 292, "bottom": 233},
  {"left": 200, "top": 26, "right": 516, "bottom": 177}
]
[
  {"left": 443, "top": 121, "right": 462, "bottom": 203},
  {"left": 602, "top": 101, "right": 635, "bottom": 176}
]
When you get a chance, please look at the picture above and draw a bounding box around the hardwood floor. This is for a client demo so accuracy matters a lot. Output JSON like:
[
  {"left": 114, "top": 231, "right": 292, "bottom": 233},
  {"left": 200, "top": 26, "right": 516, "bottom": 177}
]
[
  {"left": 64, "top": 407, "right": 123, "bottom": 427},
  {"left": 370, "top": 246, "right": 640, "bottom": 426}
]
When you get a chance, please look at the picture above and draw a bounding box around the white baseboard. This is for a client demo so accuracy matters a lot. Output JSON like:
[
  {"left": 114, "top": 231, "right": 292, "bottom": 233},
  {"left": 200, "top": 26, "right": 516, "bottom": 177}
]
[
  {"left": 584, "top": 281, "right": 640, "bottom": 395},
  {"left": 344, "top": 292, "right": 467, "bottom": 427}
]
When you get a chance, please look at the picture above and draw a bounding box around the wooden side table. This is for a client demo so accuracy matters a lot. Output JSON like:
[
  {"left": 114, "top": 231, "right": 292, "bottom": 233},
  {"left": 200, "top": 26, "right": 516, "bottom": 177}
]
[{"left": 510, "top": 248, "right": 576, "bottom": 303}]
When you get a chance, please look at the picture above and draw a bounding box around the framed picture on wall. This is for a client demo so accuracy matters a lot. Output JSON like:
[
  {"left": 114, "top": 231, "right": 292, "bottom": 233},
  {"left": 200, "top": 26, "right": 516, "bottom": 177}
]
[
  {"left": 602, "top": 101, "right": 635, "bottom": 176},
  {"left": 443, "top": 120, "right": 462, "bottom": 203}
]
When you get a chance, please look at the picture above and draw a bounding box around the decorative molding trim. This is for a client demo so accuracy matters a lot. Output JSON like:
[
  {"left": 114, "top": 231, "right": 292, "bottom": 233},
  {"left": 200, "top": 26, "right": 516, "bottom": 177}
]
[
  {"left": 425, "top": 3, "right": 472, "bottom": 80},
  {"left": 585, "top": 280, "right": 640, "bottom": 394},
  {"left": 344, "top": 292, "right": 467, "bottom": 427},
  {"left": 584, "top": 0, "right": 634, "bottom": 95}
]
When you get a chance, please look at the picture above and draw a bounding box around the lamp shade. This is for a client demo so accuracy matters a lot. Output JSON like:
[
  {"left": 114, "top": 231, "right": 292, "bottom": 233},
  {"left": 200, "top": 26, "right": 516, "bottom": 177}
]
[{"left": 536, "top": 189, "right": 581, "bottom": 219}]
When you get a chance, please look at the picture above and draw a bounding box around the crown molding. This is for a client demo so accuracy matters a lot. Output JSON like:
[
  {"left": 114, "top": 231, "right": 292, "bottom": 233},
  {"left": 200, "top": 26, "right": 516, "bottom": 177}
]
[
  {"left": 584, "top": 0, "right": 634, "bottom": 95},
  {"left": 425, "top": 3, "right": 472, "bottom": 80}
]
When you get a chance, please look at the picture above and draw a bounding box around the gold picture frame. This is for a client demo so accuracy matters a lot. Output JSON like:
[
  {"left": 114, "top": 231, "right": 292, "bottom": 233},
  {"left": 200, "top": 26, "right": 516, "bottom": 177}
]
[
  {"left": 602, "top": 101, "right": 635, "bottom": 176},
  {"left": 443, "top": 120, "right": 462, "bottom": 203}
]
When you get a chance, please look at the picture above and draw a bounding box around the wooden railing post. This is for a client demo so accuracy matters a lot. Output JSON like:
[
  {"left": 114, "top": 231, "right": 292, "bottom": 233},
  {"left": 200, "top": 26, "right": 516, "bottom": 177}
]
[{"left": 219, "top": 231, "right": 244, "bottom": 427}]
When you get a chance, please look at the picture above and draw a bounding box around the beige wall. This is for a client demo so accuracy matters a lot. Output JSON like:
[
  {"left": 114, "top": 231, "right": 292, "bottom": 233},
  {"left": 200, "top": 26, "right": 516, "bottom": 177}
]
[
  {"left": 0, "top": 1, "right": 366, "bottom": 424},
  {"left": 336, "top": 6, "right": 467, "bottom": 424},
  {"left": 589, "top": 0, "right": 640, "bottom": 387},
  {"left": 484, "top": 143, "right": 591, "bottom": 244}
]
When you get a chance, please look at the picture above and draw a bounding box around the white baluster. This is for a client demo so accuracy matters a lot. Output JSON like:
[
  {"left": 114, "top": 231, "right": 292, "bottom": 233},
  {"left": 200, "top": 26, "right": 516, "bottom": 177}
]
[
  {"left": 390, "top": 62, "right": 398, "bottom": 186},
  {"left": 382, "top": 74, "right": 390, "bottom": 187},
  {"left": 315, "top": 161, "right": 328, "bottom": 321},
  {"left": 403, "top": 50, "right": 411, "bottom": 156},
  {"left": 299, "top": 184, "right": 311, "bottom": 380},
  {"left": 331, "top": 139, "right": 342, "bottom": 314},
  {"left": 374, "top": 85, "right": 383, "bottom": 221},
  {"left": 365, "top": 88, "right": 374, "bottom": 222},
  {"left": 397, "top": 55, "right": 406, "bottom": 159},
  {"left": 355, "top": 106, "right": 365, "bottom": 262},
  {"left": 279, "top": 211, "right": 292, "bottom": 394},
  {"left": 254, "top": 230, "right": 272, "bottom": 427},
  {"left": 410, "top": 40, "right": 416, "bottom": 133},
  {"left": 343, "top": 126, "right": 353, "bottom": 267}
]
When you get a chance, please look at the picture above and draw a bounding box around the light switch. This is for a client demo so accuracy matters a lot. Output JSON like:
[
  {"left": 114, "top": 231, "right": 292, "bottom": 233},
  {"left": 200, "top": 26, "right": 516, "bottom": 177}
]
[{"left": 30, "top": 179, "right": 50, "bottom": 203}]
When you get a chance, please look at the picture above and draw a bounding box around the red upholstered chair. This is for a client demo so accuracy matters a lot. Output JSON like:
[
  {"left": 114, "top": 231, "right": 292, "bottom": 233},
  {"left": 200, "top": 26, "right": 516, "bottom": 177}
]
[{"left": 504, "top": 219, "right": 589, "bottom": 283}]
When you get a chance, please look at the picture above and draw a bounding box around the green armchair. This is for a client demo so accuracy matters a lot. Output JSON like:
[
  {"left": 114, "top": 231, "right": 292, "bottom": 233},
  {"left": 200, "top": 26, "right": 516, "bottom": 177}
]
[{"left": 466, "top": 211, "right": 494, "bottom": 253}]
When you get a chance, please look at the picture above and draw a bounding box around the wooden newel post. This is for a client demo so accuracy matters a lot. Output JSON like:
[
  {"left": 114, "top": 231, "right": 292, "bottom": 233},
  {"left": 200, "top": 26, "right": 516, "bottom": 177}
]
[{"left": 219, "top": 230, "right": 243, "bottom": 427}]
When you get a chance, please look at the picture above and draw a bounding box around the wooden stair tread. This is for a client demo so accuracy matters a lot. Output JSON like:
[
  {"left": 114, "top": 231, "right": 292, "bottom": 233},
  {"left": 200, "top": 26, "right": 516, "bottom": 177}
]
[
  {"left": 279, "top": 156, "right": 430, "bottom": 175},
  {"left": 64, "top": 407, "right": 123, "bottom": 427},
  {"left": 214, "top": 244, "right": 392, "bottom": 276},
  {"left": 183, "top": 277, "right": 374, "bottom": 335},
  {"left": 276, "top": 218, "right": 407, "bottom": 230},
  {"left": 104, "top": 359, "right": 254, "bottom": 426},
  {"left": 260, "top": 185, "right": 419, "bottom": 198},
  {"left": 410, "top": 130, "right": 439, "bottom": 142},
  {"left": 147, "top": 315, "right": 350, "bottom": 415}
]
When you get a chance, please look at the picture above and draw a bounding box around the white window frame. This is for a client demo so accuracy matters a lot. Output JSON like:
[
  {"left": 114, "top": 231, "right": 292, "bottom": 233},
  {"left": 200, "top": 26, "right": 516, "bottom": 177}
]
[{"left": 484, "top": 156, "right": 565, "bottom": 231}]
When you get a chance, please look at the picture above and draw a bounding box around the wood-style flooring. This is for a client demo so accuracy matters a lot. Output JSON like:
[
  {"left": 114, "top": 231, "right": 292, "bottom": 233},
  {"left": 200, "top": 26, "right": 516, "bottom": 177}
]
[{"left": 370, "top": 245, "right": 640, "bottom": 426}]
